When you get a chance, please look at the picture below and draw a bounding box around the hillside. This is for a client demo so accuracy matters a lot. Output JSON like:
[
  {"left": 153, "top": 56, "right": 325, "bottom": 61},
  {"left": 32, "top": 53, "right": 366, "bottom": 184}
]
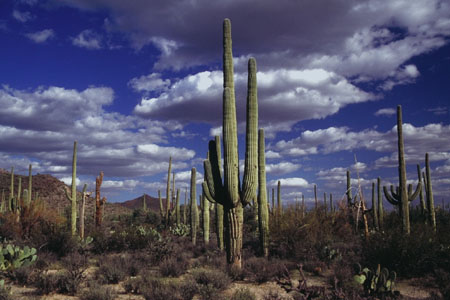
[{"left": 120, "top": 193, "right": 161, "bottom": 212}]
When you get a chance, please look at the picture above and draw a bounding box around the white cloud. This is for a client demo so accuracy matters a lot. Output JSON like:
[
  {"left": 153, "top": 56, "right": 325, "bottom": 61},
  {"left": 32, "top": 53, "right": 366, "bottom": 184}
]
[
  {"left": 136, "top": 144, "right": 195, "bottom": 160},
  {"left": 266, "top": 161, "right": 301, "bottom": 175},
  {"left": 128, "top": 73, "right": 170, "bottom": 93},
  {"left": 375, "top": 108, "right": 396, "bottom": 116},
  {"left": 269, "top": 177, "right": 310, "bottom": 188},
  {"left": 12, "top": 10, "right": 33, "bottom": 22},
  {"left": 25, "top": 29, "right": 55, "bottom": 43},
  {"left": 72, "top": 29, "right": 102, "bottom": 49}
]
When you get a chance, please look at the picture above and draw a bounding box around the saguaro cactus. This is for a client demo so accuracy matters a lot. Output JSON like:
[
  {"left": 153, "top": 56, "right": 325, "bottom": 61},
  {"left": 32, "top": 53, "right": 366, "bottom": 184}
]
[
  {"left": 95, "top": 171, "right": 107, "bottom": 227},
  {"left": 416, "top": 164, "right": 426, "bottom": 216},
  {"left": 9, "top": 167, "right": 14, "bottom": 212},
  {"left": 202, "top": 18, "right": 258, "bottom": 269},
  {"left": 27, "top": 164, "right": 32, "bottom": 207},
  {"left": 79, "top": 184, "right": 88, "bottom": 239},
  {"left": 258, "top": 129, "right": 269, "bottom": 257},
  {"left": 346, "top": 170, "right": 353, "bottom": 207},
  {"left": 423, "top": 153, "right": 436, "bottom": 231},
  {"left": 383, "top": 106, "right": 421, "bottom": 234},
  {"left": 190, "top": 168, "right": 198, "bottom": 245},
  {"left": 201, "top": 193, "right": 210, "bottom": 244},
  {"left": 377, "top": 177, "right": 383, "bottom": 229},
  {"left": 371, "top": 182, "right": 378, "bottom": 230},
  {"left": 277, "top": 181, "right": 282, "bottom": 216},
  {"left": 64, "top": 141, "right": 78, "bottom": 236}
]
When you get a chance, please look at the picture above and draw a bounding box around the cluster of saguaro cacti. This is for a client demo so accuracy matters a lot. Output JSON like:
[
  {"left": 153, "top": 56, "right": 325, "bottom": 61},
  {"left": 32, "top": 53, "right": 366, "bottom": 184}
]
[
  {"left": 383, "top": 106, "right": 421, "bottom": 234},
  {"left": 203, "top": 18, "right": 263, "bottom": 268}
]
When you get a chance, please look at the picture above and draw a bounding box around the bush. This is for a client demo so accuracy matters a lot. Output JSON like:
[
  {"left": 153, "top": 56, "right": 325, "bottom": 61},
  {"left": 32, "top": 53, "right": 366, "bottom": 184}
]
[
  {"left": 35, "top": 272, "right": 62, "bottom": 295},
  {"left": 231, "top": 287, "right": 257, "bottom": 300},
  {"left": 190, "top": 267, "right": 231, "bottom": 291},
  {"left": 96, "top": 256, "right": 128, "bottom": 284},
  {"left": 80, "top": 283, "right": 116, "bottom": 300},
  {"left": 159, "top": 255, "right": 189, "bottom": 277},
  {"left": 141, "top": 278, "right": 181, "bottom": 300},
  {"left": 58, "top": 252, "right": 88, "bottom": 295},
  {"left": 244, "top": 257, "right": 291, "bottom": 283}
]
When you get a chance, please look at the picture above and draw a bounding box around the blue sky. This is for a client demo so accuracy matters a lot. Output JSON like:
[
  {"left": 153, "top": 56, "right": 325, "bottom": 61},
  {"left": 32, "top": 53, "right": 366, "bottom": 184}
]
[{"left": 0, "top": 0, "right": 449, "bottom": 207}]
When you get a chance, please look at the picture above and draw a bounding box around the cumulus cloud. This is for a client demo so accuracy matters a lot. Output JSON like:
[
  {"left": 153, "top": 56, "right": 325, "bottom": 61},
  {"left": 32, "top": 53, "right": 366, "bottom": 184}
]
[
  {"left": 12, "top": 10, "right": 33, "bottom": 22},
  {"left": 128, "top": 73, "right": 170, "bottom": 93},
  {"left": 375, "top": 108, "right": 396, "bottom": 116},
  {"left": 72, "top": 29, "right": 102, "bottom": 49},
  {"left": 266, "top": 161, "right": 301, "bottom": 175},
  {"left": 0, "top": 85, "right": 194, "bottom": 179},
  {"left": 59, "top": 0, "right": 450, "bottom": 86},
  {"left": 133, "top": 68, "right": 374, "bottom": 132},
  {"left": 25, "top": 29, "right": 55, "bottom": 43},
  {"left": 274, "top": 123, "right": 450, "bottom": 171},
  {"left": 269, "top": 177, "right": 309, "bottom": 188}
]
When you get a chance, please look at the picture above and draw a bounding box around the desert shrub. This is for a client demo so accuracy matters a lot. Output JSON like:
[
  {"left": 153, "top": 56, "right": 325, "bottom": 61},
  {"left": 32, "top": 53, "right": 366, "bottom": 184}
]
[
  {"left": 57, "top": 252, "right": 88, "bottom": 295},
  {"left": 108, "top": 224, "right": 161, "bottom": 251},
  {"left": 96, "top": 255, "right": 129, "bottom": 284},
  {"left": 123, "top": 277, "right": 142, "bottom": 294},
  {"left": 244, "top": 257, "right": 292, "bottom": 283},
  {"left": 148, "top": 237, "right": 175, "bottom": 264},
  {"left": 190, "top": 267, "right": 231, "bottom": 291},
  {"left": 231, "top": 287, "right": 257, "bottom": 300},
  {"left": 159, "top": 254, "right": 189, "bottom": 277},
  {"left": 141, "top": 278, "right": 180, "bottom": 300},
  {"left": 178, "top": 277, "right": 198, "bottom": 300},
  {"left": 0, "top": 284, "right": 12, "bottom": 300},
  {"left": 43, "top": 228, "right": 78, "bottom": 257},
  {"left": 262, "top": 290, "right": 290, "bottom": 300},
  {"left": 80, "top": 282, "right": 116, "bottom": 300},
  {"left": 11, "top": 265, "right": 36, "bottom": 285},
  {"left": 90, "top": 228, "right": 110, "bottom": 254},
  {"left": 35, "top": 272, "right": 62, "bottom": 295}
]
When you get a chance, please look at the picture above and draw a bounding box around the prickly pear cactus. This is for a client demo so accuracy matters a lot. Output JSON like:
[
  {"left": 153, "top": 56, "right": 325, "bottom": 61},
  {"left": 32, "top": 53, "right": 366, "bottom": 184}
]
[{"left": 0, "top": 243, "right": 37, "bottom": 272}]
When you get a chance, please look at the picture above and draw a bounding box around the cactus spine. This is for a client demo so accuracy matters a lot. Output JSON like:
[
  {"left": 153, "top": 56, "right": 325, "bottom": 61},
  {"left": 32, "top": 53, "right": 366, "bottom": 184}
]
[
  {"left": 377, "top": 177, "right": 383, "bottom": 229},
  {"left": 424, "top": 153, "right": 436, "bottom": 231},
  {"left": 95, "top": 171, "right": 107, "bottom": 227},
  {"left": 383, "top": 106, "right": 421, "bottom": 234},
  {"left": 64, "top": 141, "right": 78, "bottom": 236},
  {"left": 258, "top": 129, "right": 269, "bottom": 257},
  {"left": 190, "top": 168, "right": 198, "bottom": 245},
  {"left": 202, "top": 19, "right": 258, "bottom": 269}
]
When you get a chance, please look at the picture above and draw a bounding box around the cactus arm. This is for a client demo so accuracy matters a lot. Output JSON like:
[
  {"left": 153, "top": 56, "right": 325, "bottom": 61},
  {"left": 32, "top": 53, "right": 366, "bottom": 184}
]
[
  {"left": 383, "top": 186, "right": 399, "bottom": 206},
  {"left": 408, "top": 182, "right": 421, "bottom": 201},
  {"left": 241, "top": 58, "right": 258, "bottom": 206},
  {"left": 390, "top": 185, "right": 400, "bottom": 201},
  {"left": 202, "top": 181, "right": 216, "bottom": 204},
  {"left": 203, "top": 160, "right": 218, "bottom": 201}
]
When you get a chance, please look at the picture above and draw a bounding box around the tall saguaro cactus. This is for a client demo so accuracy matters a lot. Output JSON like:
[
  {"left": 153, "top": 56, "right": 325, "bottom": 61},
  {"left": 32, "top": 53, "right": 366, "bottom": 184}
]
[
  {"left": 277, "top": 181, "right": 282, "bottom": 216},
  {"left": 383, "top": 106, "right": 421, "bottom": 234},
  {"left": 95, "top": 171, "right": 107, "bottom": 227},
  {"left": 202, "top": 18, "right": 258, "bottom": 269},
  {"left": 9, "top": 167, "right": 14, "bottom": 212},
  {"left": 27, "top": 164, "right": 32, "bottom": 206},
  {"left": 423, "top": 153, "right": 436, "bottom": 231},
  {"left": 190, "top": 168, "right": 198, "bottom": 245},
  {"left": 65, "top": 141, "right": 78, "bottom": 236},
  {"left": 79, "top": 184, "right": 88, "bottom": 239},
  {"left": 201, "top": 193, "right": 210, "bottom": 244},
  {"left": 346, "top": 170, "right": 353, "bottom": 207},
  {"left": 377, "top": 177, "right": 383, "bottom": 229},
  {"left": 371, "top": 182, "right": 378, "bottom": 230},
  {"left": 258, "top": 129, "right": 269, "bottom": 257}
]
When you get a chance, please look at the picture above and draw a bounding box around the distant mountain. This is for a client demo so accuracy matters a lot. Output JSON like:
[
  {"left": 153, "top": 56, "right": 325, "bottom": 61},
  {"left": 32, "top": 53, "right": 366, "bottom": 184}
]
[
  {"left": 120, "top": 194, "right": 161, "bottom": 212},
  {"left": 0, "top": 168, "right": 131, "bottom": 220}
]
